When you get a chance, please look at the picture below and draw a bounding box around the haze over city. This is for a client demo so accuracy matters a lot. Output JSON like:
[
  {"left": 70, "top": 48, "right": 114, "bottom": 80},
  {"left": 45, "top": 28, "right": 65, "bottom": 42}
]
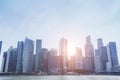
[{"left": 0, "top": 0, "right": 120, "bottom": 65}]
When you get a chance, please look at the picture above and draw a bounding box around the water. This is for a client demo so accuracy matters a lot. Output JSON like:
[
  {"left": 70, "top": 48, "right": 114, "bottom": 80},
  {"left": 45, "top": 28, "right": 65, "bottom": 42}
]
[{"left": 0, "top": 75, "right": 120, "bottom": 80}]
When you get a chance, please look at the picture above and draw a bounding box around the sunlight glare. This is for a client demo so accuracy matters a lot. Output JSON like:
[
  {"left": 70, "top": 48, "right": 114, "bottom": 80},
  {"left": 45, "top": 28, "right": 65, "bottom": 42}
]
[{"left": 68, "top": 43, "right": 76, "bottom": 57}]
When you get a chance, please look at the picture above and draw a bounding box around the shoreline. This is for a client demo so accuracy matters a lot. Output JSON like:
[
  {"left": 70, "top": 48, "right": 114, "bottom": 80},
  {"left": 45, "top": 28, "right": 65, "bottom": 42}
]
[{"left": 0, "top": 72, "right": 120, "bottom": 76}]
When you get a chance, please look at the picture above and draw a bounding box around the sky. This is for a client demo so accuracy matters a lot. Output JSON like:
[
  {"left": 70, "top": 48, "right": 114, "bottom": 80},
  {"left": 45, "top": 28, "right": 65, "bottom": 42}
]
[{"left": 0, "top": 0, "right": 120, "bottom": 64}]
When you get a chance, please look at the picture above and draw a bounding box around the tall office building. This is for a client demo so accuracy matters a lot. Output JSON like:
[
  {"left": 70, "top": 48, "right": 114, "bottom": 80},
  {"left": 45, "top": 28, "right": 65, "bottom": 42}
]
[
  {"left": 48, "top": 49, "right": 57, "bottom": 56},
  {"left": 84, "top": 35, "right": 95, "bottom": 71},
  {"left": 95, "top": 38, "right": 104, "bottom": 72},
  {"left": 1, "top": 51, "right": 7, "bottom": 72},
  {"left": 34, "top": 39, "right": 42, "bottom": 71},
  {"left": 106, "top": 42, "right": 118, "bottom": 72},
  {"left": 48, "top": 49, "right": 61, "bottom": 74},
  {"left": 101, "top": 46, "right": 108, "bottom": 71},
  {"left": 59, "top": 37, "right": 68, "bottom": 69},
  {"left": 97, "top": 38, "right": 103, "bottom": 49},
  {"left": 106, "top": 44, "right": 112, "bottom": 72},
  {"left": 95, "top": 38, "right": 108, "bottom": 72},
  {"left": 40, "top": 48, "right": 48, "bottom": 72},
  {"left": 109, "top": 42, "right": 118, "bottom": 66},
  {"left": 5, "top": 47, "right": 17, "bottom": 73},
  {"left": 0, "top": 41, "right": 2, "bottom": 54},
  {"left": 22, "top": 38, "right": 34, "bottom": 73},
  {"left": 16, "top": 41, "right": 24, "bottom": 73},
  {"left": 75, "top": 47, "right": 83, "bottom": 70},
  {"left": 48, "top": 55, "right": 62, "bottom": 74},
  {"left": 95, "top": 49, "right": 102, "bottom": 72}
]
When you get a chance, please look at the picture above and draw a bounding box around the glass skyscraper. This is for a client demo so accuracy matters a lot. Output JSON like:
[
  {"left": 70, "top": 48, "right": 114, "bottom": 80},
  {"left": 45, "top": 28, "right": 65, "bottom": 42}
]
[
  {"left": 4, "top": 47, "right": 17, "bottom": 73},
  {"left": 16, "top": 41, "right": 24, "bottom": 73},
  {"left": 108, "top": 42, "right": 119, "bottom": 66},
  {"left": 106, "top": 42, "right": 119, "bottom": 72},
  {"left": 34, "top": 39, "right": 42, "bottom": 72},
  {"left": 0, "top": 41, "right": 2, "bottom": 54},
  {"left": 59, "top": 37, "right": 68, "bottom": 70},
  {"left": 84, "top": 35, "right": 95, "bottom": 71},
  {"left": 1, "top": 51, "right": 7, "bottom": 72},
  {"left": 22, "top": 38, "right": 34, "bottom": 73}
]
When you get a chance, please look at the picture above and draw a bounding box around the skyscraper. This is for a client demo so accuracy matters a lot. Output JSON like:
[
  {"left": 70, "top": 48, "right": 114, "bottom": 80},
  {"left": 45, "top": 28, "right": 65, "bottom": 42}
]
[
  {"left": 59, "top": 37, "right": 68, "bottom": 69},
  {"left": 95, "top": 38, "right": 104, "bottom": 72},
  {"left": 16, "top": 41, "right": 24, "bottom": 73},
  {"left": 0, "top": 41, "right": 2, "bottom": 54},
  {"left": 48, "top": 49, "right": 61, "bottom": 74},
  {"left": 5, "top": 47, "right": 17, "bottom": 73},
  {"left": 95, "top": 49, "right": 102, "bottom": 72},
  {"left": 109, "top": 42, "right": 119, "bottom": 66},
  {"left": 22, "top": 38, "right": 34, "bottom": 73},
  {"left": 40, "top": 48, "right": 48, "bottom": 72},
  {"left": 106, "top": 42, "right": 119, "bottom": 72},
  {"left": 95, "top": 38, "right": 108, "bottom": 72},
  {"left": 97, "top": 38, "right": 103, "bottom": 49},
  {"left": 84, "top": 35, "right": 95, "bottom": 71},
  {"left": 48, "top": 55, "right": 62, "bottom": 74},
  {"left": 34, "top": 39, "right": 42, "bottom": 71},
  {"left": 101, "top": 46, "right": 108, "bottom": 71},
  {"left": 75, "top": 47, "right": 83, "bottom": 70},
  {"left": 1, "top": 51, "right": 7, "bottom": 72},
  {"left": 48, "top": 49, "right": 57, "bottom": 56}
]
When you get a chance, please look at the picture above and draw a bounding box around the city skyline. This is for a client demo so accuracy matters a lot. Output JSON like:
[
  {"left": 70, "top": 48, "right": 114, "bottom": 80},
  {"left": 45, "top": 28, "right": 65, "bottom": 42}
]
[
  {"left": 1, "top": 36, "right": 119, "bottom": 74},
  {"left": 0, "top": 0, "right": 120, "bottom": 68}
]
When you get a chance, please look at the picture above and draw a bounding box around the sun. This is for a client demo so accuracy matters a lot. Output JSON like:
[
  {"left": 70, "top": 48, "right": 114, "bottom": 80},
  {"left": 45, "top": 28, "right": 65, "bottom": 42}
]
[{"left": 68, "top": 44, "right": 76, "bottom": 57}]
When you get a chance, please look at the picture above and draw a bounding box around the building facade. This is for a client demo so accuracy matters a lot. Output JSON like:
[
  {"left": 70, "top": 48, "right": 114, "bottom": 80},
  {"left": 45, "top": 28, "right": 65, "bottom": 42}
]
[
  {"left": 16, "top": 41, "right": 24, "bottom": 73},
  {"left": 95, "top": 49, "right": 103, "bottom": 72},
  {"left": 59, "top": 37, "right": 68, "bottom": 70},
  {"left": 48, "top": 56, "right": 62, "bottom": 74},
  {"left": 95, "top": 38, "right": 108, "bottom": 72},
  {"left": 40, "top": 48, "right": 48, "bottom": 72},
  {"left": 106, "top": 42, "right": 119, "bottom": 72},
  {"left": 75, "top": 47, "right": 83, "bottom": 70},
  {"left": 0, "top": 41, "right": 2, "bottom": 54},
  {"left": 34, "top": 39, "right": 42, "bottom": 71},
  {"left": 22, "top": 38, "right": 34, "bottom": 73},
  {"left": 1, "top": 52, "right": 7, "bottom": 72},
  {"left": 101, "top": 46, "right": 108, "bottom": 71},
  {"left": 84, "top": 35, "right": 95, "bottom": 71},
  {"left": 5, "top": 47, "right": 17, "bottom": 73}
]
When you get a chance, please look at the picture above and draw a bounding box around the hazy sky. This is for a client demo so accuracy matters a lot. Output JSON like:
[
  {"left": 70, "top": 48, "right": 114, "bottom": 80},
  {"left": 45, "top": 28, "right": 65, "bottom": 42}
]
[{"left": 0, "top": 0, "right": 120, "bottom": 62}]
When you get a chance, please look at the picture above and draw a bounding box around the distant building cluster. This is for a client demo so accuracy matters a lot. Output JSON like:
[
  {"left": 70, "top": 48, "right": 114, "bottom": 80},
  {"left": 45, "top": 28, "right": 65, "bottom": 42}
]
[{"left": 0, "top": 36, "right": 119, "bottom": 74}]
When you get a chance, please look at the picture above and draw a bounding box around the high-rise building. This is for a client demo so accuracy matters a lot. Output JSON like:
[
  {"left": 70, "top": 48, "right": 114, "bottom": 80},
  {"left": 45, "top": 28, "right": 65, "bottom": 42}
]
[
  {"left": 106, "top": 42, "right": 119, "bottom": 72},
  {"left": 106, "top": 44, "right": 112, "bottom": 72},
  {"left": 5, "top": 47, "right": 17, "bottom": 73},
  {"left": 16, "top": 41, "right": 24, "bottom": 73},
  {"left": 84, "top": 35, "right": 95, "bottom": 71},
  {"left": 22, "top": 38, "right": 34, "bottom": 73},
  {"left": 48, "top": 49, "right": 61, "bottom": 74},
  {"left": 68, "top": 55, "right": 75, "bottom": 71},
  {"left": 1, "top": 51, "right": 7, "bottom": 72},
  {"left": 40, "top": 48, "right": 48, "bottom": 72},
  {"left": 48, "top": 56, "right": 62, "bottom": 74},
  {"left": 101, "top": 46, "right": 108, "bottom": 71},
  {"left": 59, "top": 37, "right": 68, "bottom": 69},
  {"left": 95, "top": 49, "right": 102, "bottom": 72},
  {"left": 34, "top": 39, "right": 42, "bottom": 71},
  {"left": 95, "top": 38, "right": 108, "bottom": 72},
  {"left": 75, "top": 47, "right": 83, "bottom": 70},
  {"left": 0, "top": 41, "right": 2, "bottom": 54},
  {"left": 109, "top": 42, "right": 119, "bottom": 66},
  {"left": 97, "top": 38, "right": 103, "bottom": 49},
  {"left": 48, "top": 49, "right": 57, "bottom": 56}
]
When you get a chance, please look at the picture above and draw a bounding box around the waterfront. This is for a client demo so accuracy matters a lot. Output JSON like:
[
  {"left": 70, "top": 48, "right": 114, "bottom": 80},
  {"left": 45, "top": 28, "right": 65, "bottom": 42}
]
[{"left": 0, "top": 75, "right": 120, "bottom": 80}]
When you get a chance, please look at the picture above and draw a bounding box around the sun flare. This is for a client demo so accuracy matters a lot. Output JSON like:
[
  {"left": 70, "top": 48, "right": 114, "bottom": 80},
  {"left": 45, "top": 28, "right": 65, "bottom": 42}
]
[{"left": 68, "top": 44, "right": 76, "bottom": 57}]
